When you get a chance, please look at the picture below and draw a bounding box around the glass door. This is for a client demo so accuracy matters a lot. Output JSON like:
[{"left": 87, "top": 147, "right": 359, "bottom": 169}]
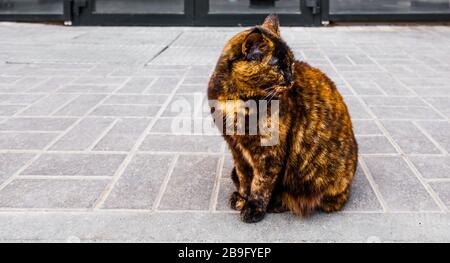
[
  {"left": 0, "top": 0, "right": 64, "bottom": 21},
  {"left": 195, "top": 0, "right": 320, "bottom": 26},
  {"left": 70, "top": 0, "right": 194, "bottom": 26}
]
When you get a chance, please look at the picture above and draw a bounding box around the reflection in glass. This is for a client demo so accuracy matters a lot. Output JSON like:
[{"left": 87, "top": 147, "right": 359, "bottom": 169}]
[
  {"left": 209, "top": 0, "right": 301, "bottom": 14},
  {"left": 95, "top": 0, "right": 184, "bottom": 14},
  {"left": 331, "top": 0, "right": 450, "bottom": 14},
  {"left": 0, "top": 0, "right": 63, "bottom": 14}
]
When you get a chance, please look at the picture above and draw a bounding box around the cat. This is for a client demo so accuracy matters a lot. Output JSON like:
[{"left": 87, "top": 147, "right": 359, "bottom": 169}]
[{"left": 208, "top": 14, "right": 358, "bottom": 223}]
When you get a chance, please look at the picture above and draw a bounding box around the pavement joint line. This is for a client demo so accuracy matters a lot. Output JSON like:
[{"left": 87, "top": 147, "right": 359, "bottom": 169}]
[
  {"left": 411, "top": 121, "right": 449, "bottom": 155},
  {"left": 48, "top": 94, "right": 81, "bottom": 116},
  {"left": 210, "top": 154, "right": 225, "bottom": 212},
  {"left": 358, "top": 158, "right": 389, "bottom": 213},
  {"left": 15, "top": 175, "right": 112, "bottom": 180},
  {"left": 403, "top": 156, "right": 449, "bottom": 212},
  {"left": 426, "top": 178, "right": 450, "bottom": 182},
  {"left": 86, "top": 118, "right": 119, "bottom": 151},
  {"left": 417, "top": 96, "right": 449, "bottom": 121},
  {"left": 0, "top": 80, "right": 127, "bottom": 193},
  {"left": 140, "top": 77, "right": 159, "bottom": 94},
  {"left": 93, "top": 66, "right": 191, "bottom": 210},
  {"left": 0, "top": 130, "right": 62, "bottom": 134},
  {"left": 152, "top": 154, "right": 179, "bottom": 212}
]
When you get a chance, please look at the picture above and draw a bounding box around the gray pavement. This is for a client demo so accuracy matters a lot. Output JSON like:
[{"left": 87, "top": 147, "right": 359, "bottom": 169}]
[{"left": 0, "top": 22, "right": 449, "bottom": 242}]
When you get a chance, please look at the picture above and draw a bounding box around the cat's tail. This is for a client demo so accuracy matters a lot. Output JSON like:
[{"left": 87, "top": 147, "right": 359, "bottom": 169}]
[{"left": 281, "top": 192, "right": 322, "bottom": 217}]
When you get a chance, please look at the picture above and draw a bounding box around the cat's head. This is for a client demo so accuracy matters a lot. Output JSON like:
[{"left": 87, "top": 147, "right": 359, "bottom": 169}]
[{"left": 220, "top": 15, "right": 295, "bottom": 97}]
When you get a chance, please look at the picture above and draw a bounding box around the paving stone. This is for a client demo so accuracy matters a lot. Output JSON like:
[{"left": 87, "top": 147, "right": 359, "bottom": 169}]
[
  {"left": 370, "top": 106, "right": 443, "bottom": 120},
  {"left": 57, "top": 84, "right": 117, "bottom": 93},
  {"left": 216, "top": 178, "right": 235, "bottom": 211},
  {"left": 140, "top": 134, "right": 223, "bottom": 153},
  {"left": 53, "top": 94, "right": 106, "bottom": 116},
  {"left": 363, "top": 156, "right": 439, "bottom": 211},
  {"left": 186, "top": 65, "right": 213, "bottom": 77},
  {"left": 423, "top": 97, "right": 450, "bottom": 118},
  {"left": 27, "top": 77, "right": 75, "bottom": 93},
  {"left": 428, "top": 182, "right": 450, "bottom": 208},
  {"left": 144, "top": 78, "right": 180, "bottom": 94},
  {"left": 19, "top": 94, "right": 77, "bottom": 116},
  {"left": 159, "top": 155, "right": 219, "bottom": 210},
  {"left": 342, "top": 97, "right": 372, "bottom": 119},
  {"left": 90, "top": 105, "right": 160, "bottom": 117},
  {"left": 0, "top": 133, "right": 56, "bottom": 150},
  {"left": 0, "top": 118, "right": 76, "bottom": 131},
  {"left": 345, "top": 165, "right": 383, "bottom": 211},
  {"left": 415, "top": 121, "right": 450, "bottom": 153},
  {"left": 0, "top": 105, "right": 25, "bottom": 116},
  {"left": 73, "top": 77, "right": 127, "bottom": 85},
  {"left": 0, "top": 94, "right": 44, "bottom": 104},
  {"left": 409, "top": 156, "right": 450, "bottom": 179},
  {"left": 382, "top": 121, "right": 441, "bottom": 154},
  {"left": 161, "top": 94, "right": 199, "bottom": 117},
  {"left": 0, "top": 179, "right": 109, "bottom": 209},
  {"left": 176, "top": 84, "right": 206, "bottom": 94},
  {"left": 103, "top": 154, "right": 174, "bottom": 209},
  {"left": 104, "top": 95, "right": 168, "bottom": 105},
  {"left": 93, "top": 118, "right": 151, "bottom": 151},
  {"left": 362, "top": 96, "right": 426, "bottom": 107},
  {"left": 21, "top": 154, "right": 126, "bottom": 176},
  {"left": 0, "top": 153, "right": 35, "bottom": 185},
  {"left": 116, "top": 77, "right": 155, "bottom": 93},
  {"left": 348, "top": 80, "right": 384, "bottom": 95},
  {"left": 50, "top": 118, "right": 115, "bottom": 151},
  {"left": 412, "top": 87, "right": 450, "bottom": 96},
  {"left": 150, "top": 117, "right": 217, "bottom": 135},
  {"left": 357, "top": 136, "right": 398, "bottom": 154},
  {"left": 352, "top": 120, "right": 382, "bottom": 135}
]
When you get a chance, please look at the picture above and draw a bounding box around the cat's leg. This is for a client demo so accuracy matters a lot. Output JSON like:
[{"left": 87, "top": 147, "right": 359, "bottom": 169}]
[
  {"left": 320, "top": 186, "right": 350, "bottom": 213},
  {"left": 266, "top": 192, "right": 288, "bottom": 213},
  {"left": 241, "top": 155, "right": 282, "bottom": 223},
  {"left": 229, "top": 158, "right": 253, "bottom": 211}
]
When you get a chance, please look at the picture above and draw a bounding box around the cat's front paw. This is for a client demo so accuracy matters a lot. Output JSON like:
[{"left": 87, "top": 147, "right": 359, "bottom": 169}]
[
  {"left": 240, "top": 199, "right": 266, "bottom": 223},
  {"left": 230, "top": 191, "right": 246, "bottom": 211}
]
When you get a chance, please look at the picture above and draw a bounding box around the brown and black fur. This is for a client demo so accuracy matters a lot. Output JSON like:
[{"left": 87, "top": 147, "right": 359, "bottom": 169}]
[{"left": 208, "top": 15, "right": 358, "bottom": 223}]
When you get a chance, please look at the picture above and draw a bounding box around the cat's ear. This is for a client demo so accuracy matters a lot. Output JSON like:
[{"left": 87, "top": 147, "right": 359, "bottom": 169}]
[{"left": 262, "top": 14, "right": 280, "bottom": 37}]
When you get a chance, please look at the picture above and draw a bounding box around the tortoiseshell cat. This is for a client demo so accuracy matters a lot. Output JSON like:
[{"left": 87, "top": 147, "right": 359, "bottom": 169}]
[{"left": 208, "top": 15, "right": 358, "bottom": 223}]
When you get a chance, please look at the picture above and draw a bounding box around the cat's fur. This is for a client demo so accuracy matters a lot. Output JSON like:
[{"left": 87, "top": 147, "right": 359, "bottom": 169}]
[{"left": 208, "top": 15, "right": 358, "bottom": 223}]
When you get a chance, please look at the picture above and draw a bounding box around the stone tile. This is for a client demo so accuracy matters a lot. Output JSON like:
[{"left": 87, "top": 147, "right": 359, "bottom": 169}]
[
  {"left": 382, "top": 121, "right": 441, "bottom": 154},
  {"left": 93, "top": 118, "right": 151, "bottom": 151},
  {"left": 50, "top": 118, "right": 114, "bottom": 151},
  {"left": 183, "top": 77, "right": 209, "bottom": 85},
  {"left": 409, "top": 156, "right": 450, "bottom": 179},
  {"left": 57, "top": 84, "right": 117, "bottom": 93},
  {"left": 423, "top": 97, "right": 450, "bottom": 118},
  {"left": 19, "top": 94, "right": 76, "bottom": 116},
  {"left": 159, "top": 155, "right": 219, "bottom": 210},
  {"left": 176, "top": 85, "right": 206, "bottom": 94},
  {"left": 161, "top": 94, "right": 198, "bottom": 117},
  {"left": 416, "top": 121, "right": 450, "bottom": 152},
  {"left": 150, "top": 117, "right": 217, "bottom": 135},
  {"left": 21, "top": 154, "right": 126, "bottom": 176},
  {"left": 27, "top": 77, "right": 75, "bottom": 93},
  {"left": 221, "top": 155, "right": 234, "bottom": 178},
  {"left": 0, "top": 133, "right": 56, "bottom": 150},
  {"left": 348, "top": 80, "right": 384, "bottom": 95},
  {"left": 0, "top": 94, "right": 44, "bottom": 104},
  {"left": 362, "top": 96, "right": 426, "bottom": 107},
  {"left": 103, "top": 154, "right": 174, "bottom": 209},
  {"left": 356, "top": 136, "right": 397, "bottom": 154},
  {"left": 54, "top": 94, "right": 106, "bottom": 116},
  {"left": 429, "top": 182, "right": 450, "bottom": 208},
  {"left": 216, "top": 178, "right": 234, "bottom": 211},
  {"left": 145, "top": 78, "right": 180, "bottom": 94},
  {"left": 0, "top": 179, "right": 108, "bottom": 209},
  {"left": 352, "top": 120, "right": 382, "bottom": 136},
  {"left": 140, "top": 134, "right": 223, "bottom": 153},
  {"left": 0, "top": 153, "right": 35, "bottom": 185},
  {"left": 104, "top": 95, "right": 168, "bottom": 105},
  {"left": 363, "top": 156, "right": 439, "bottom": 211},
  {"left": 345, "top": 165, "right": 383, "bottom": 211},
  {"left": 73, "top": 77, "right": 127, "bottom": 85},
  {"left": 116, "top": 77, "right": 155, "bottom": 93},
  {"left": 412, "top": 87, "right": 450, "bottom": 96},
  {"left": 0, "top": 105, "right": 25, "bottom": 116},
  {"left": 370, "top": 106, "right": 443, "bottom": 120},
  {"left": 0, "top": 118, "right": 76, "bottom": 131},
  {"left": 186, "top": 65, "right": 213, "bottom": 77},
  {"left": 90, "top": 105, "right": 160, "bottom": 117},
  {"left": 342, "top": 97, "right": 372, "bottom": 119}
]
